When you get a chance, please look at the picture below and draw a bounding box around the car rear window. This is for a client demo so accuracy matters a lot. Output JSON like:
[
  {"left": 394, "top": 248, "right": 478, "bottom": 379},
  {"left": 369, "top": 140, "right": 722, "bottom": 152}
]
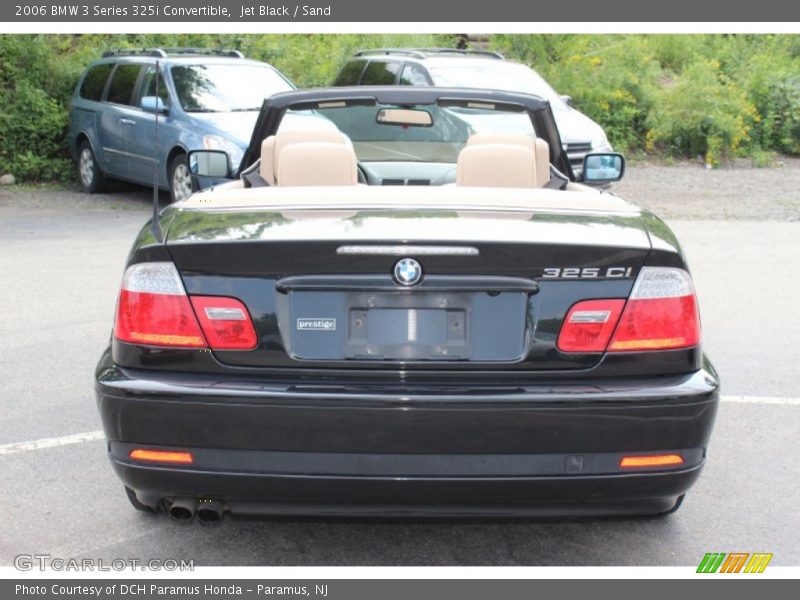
[
  {"left": 106, "top": 64, "right": 141, "bottom": 106},
  {"left": 360, "top": 61, "right": 402, "bottom": 85},
  {"left": 400, "top": 64, "right": 430, "bottom": 86},
  {"left": 333, "top": 60, "right": 366, "bottom": 86},
  {"left": 79, "top": 64, "right": 113, "bottom": 101}
]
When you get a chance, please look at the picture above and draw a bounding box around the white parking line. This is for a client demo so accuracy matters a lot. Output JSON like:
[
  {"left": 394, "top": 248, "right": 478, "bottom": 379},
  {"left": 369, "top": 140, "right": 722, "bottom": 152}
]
[
  {"left": 0, "top": 394, "right": 797, "bottom": 457},
  {"left": 0, "top": 430, "right": 104, "bottom": 456},
  {"left": 721, "top": 394, "right": 800, "bottom": 406}
]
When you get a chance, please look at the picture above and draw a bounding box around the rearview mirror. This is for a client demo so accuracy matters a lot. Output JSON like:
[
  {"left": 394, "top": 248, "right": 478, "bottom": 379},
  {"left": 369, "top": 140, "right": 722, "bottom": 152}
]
[
  {"left": 376, "top": 108, "right": 433, "bottom": 127},
  {"left": 189, "top": 150, "right": 230, "bottom": 178},
  {"left": 560, "top": 95, "right": 574, "bottom": 107},
  {"left": 581, "top": 153, "right": 625, "bottom": 184},
  {"left": 141, "top": 96, "right": 167, "bottom": 114}
]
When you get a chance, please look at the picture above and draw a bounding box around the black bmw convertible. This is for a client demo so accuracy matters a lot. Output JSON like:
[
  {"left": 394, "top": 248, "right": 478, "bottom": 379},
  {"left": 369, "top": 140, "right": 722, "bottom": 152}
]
[{"left": 95, "top": 87, "right": 719, "bottom": 524}]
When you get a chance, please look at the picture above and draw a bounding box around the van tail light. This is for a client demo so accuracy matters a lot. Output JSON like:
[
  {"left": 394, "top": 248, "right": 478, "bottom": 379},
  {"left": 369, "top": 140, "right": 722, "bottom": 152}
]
[
  {"left": 190, "top": 296, "right": 258, "bottom": 350},
  {"left": 114, "top": 262, "right": 258, "bottom": 350},
  {"left": 608, "top": 267, "right": 701, "bottom": 352},
  {"left": 114, "top": 262, "right": 207, "bottom": 348},
  {"left": 557, "top": 267, "right": 700, "bottom": 353}
]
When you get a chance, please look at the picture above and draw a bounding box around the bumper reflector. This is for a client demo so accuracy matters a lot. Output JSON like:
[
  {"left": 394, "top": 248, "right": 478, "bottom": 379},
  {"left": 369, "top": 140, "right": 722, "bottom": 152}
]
[
  {"left": 129, "top": 449, "right": 194, "bottom": 465},
  {"left": 619, "top": 453, "right": 684, "bottom": 468}
]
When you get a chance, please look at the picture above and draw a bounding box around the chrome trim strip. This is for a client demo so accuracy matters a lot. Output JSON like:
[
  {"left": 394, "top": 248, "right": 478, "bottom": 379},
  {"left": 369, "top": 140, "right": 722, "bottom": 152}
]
[{"left": 337, "top": 245, "right": 479, "bottom": 256}]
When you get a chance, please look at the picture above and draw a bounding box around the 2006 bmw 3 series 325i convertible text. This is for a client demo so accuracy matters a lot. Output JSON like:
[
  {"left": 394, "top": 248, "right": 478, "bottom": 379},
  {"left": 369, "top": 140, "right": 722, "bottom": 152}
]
[{"left": 95, "top": 87, "right": 719, "bottom": 524}]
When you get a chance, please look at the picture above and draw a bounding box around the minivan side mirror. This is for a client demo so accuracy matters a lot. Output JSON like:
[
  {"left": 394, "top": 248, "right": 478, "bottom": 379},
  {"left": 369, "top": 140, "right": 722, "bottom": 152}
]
[
  {"left": 560, "top": 94, "right": 574, "bottom": 107},
  {"left": 581, "top": 153, "right": 625, "bottom": 184},
  {"left": 141, "top": 96, "right": 167, "bottom": 114},
  {"left": 189, "top": 150, "right": 231, "bottom": 178}
]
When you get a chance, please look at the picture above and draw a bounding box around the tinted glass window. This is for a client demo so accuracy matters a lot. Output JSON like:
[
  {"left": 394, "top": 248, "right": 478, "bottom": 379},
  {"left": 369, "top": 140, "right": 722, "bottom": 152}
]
[
  {"left": 171, "top": 64, "right": 292, "bottom": 112},
  {"left": 399, "top": 64, "right": 430, "bottom": 86},
  {"left": 106, "top": 64, "right": 141, "bottom": 106},
  {"left": 360, "top": 61, "right": 401, "bottom": 85},
  {"left": 139, "top": 66, "right": 170, "bottom": 107},
  {"left": 79, "top": 64, "right": 113, "bottom": 101},
  {"left": 333, "top": 60, "right": 366, "bottom": 86}
]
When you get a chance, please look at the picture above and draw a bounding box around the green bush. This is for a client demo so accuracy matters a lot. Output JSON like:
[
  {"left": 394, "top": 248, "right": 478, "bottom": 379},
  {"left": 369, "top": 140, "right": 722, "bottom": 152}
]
[
  {"left": 742, "top": 53, "right": 800, "bottom": 155},
  {"left": 0, "top": 81, "right": 72, "bottom": 180},
  {"left": 646, "top": 59, "right": 756, "bottom": 163},
  {"left": 491, "top": 34, "right": 800, "bottom": 162}
]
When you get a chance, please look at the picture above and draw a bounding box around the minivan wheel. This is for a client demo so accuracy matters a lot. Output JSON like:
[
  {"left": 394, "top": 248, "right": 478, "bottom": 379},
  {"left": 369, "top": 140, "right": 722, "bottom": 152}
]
[
  {"left": 77, "top": 141, "right": 107, "bottom": 193},
  {"left": 169, "top": 153, "right": 192, "bottom": 203}
]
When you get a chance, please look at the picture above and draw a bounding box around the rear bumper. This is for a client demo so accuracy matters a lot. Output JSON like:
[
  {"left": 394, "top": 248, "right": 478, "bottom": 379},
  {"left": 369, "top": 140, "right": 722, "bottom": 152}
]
[{"left": 96, "top": 351, "right": 719, "bottom": 516}]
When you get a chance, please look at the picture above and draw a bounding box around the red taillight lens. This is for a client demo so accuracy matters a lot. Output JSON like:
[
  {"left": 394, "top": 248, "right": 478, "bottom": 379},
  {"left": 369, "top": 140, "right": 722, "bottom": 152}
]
[
  {"left": 609, "top": 295, "right": 700, "bottom": 351},
  {"left": 190, "top": 296, "right": 258, "bottom": 350},
  {"left": 114, "top": 263, "right": 206, "bottom": 348},
  {"left": 608, "top": 267, "right": 700, "bottom": 352},
  {"left": 557, "top": 299, "right": 625, "bottom": 352},
  {"left": 557, "top": 267, "right": 701, "bottom": 354}
]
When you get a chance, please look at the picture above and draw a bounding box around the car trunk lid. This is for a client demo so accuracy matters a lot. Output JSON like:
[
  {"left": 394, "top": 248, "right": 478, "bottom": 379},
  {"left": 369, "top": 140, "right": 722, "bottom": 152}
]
[{"left": 163, "top": 187, "right": 650, "bottom": 371}]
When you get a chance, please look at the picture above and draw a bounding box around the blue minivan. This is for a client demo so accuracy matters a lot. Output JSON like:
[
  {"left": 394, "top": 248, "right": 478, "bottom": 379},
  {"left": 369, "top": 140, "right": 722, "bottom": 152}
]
[{"left": 68, "top": 48, "right": 294, "bottom": 202}]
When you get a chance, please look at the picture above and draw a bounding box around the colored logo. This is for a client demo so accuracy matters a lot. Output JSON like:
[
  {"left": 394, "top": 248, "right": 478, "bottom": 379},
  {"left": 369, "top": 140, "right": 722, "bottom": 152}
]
[
  {"left": 697, "top": 552, "right": 773, "bottom": 573},
  {"left": 393, "top": 258, "right": 423, "bottom": 287}
]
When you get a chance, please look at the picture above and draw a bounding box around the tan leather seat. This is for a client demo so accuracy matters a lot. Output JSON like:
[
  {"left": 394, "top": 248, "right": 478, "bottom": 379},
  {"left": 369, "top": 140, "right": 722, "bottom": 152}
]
[
  {"left": 277, "top": 142, "right": 358, "bottom": 186},
  {"left": 465, "top": 133, "right": 550, "bottom": 186},
  {"left": 260, "top": 130, "right": 352, "bottom": 185},
  {"left": 456, "top": 143, "right": 542, "bottom": 188}
]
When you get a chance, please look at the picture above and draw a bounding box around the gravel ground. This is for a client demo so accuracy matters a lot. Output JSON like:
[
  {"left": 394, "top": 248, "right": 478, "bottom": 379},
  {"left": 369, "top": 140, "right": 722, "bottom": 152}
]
[
  {"left": 614, "top": 158, "right": 800, "bottom": 221},
  {"left": 1, "top": 159, "right": 798, "bottom": 220},
  {"left": 0, "top": 180, "right": 157, "bottom": 212}
]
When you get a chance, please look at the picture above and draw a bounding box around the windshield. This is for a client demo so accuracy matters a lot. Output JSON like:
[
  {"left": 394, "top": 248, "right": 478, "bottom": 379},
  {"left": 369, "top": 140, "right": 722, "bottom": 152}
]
[
  {"left": 428, "top": 63, "right": 567, "bottom": 111},
  {"left": 280, "top": 102, "right": 538, "bottom": 163},
  {"left": 172, "top": 64, "right": 292, "bottom": 113}
]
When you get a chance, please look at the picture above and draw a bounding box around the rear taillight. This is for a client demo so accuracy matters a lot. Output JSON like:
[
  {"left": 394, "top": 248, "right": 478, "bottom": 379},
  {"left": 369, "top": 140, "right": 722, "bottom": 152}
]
[
  {"left": 557, "top": 267, "right": 700, "bottom": 353},
  {"left": 557, "top": 299, "right": 625, "bottom": 352},
  {"left": 114, "top": 262, "right": 258, "bottom": 350},
  {"left": 114, "top": 262, "right": 206, "bottom": 348},
  {"left": 608, "top": 267, "right": 700, "bottom": 352},
  {"left": 190, "top": 296, "right": 258, "bottom": 350}
]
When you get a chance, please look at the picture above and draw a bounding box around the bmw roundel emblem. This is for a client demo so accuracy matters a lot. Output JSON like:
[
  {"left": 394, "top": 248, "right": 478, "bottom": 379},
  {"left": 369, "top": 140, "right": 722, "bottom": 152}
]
[{"left": 393, "top": 258, "right": 423, "bottom": 286}]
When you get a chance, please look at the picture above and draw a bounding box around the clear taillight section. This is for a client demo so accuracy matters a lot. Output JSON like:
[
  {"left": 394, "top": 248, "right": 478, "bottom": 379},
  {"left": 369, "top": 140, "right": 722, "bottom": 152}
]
[
  {"left": 114, "top": 262, "right": 257, "bottom": 350},
  {"left": 557, "top": 267, "right": 701, "bottom": 353}
]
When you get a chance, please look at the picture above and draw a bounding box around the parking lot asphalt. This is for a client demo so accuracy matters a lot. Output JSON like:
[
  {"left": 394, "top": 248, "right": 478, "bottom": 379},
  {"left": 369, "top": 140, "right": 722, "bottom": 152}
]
[{"left": 0, "top": 180, "right": 798, "bottom": 567}]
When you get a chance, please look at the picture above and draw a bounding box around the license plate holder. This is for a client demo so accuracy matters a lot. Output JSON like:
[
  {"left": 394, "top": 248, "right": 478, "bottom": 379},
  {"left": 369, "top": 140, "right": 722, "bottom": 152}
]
[{"left": 345, "top": 292, "right": 470, "bottom": 360}]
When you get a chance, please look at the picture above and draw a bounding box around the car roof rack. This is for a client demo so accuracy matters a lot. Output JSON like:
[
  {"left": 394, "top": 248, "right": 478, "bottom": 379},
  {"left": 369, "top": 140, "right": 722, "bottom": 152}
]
[
  {"left": 101, "top": 48, "right": 245, "bottom": 59},
  {"left": 353, "top": 48, "right": 504, "bottom": 60},
  {"left": 353, "top": 49, "right": 428, "bottom": 59}
]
